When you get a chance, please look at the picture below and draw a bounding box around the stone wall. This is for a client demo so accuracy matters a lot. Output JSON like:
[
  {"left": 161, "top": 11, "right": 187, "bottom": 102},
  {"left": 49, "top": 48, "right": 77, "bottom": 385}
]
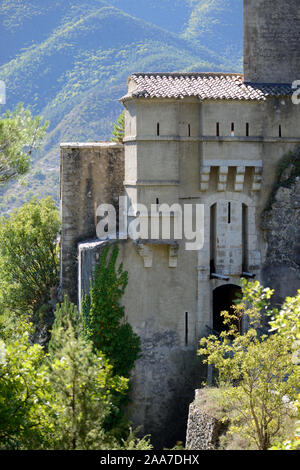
[
  {"left": 244, "top": 0, "right": 300, "bottom": 83},
  {"left": 76, "top": 237, "right": 205, "bottom": 448},
  {"left": 186, "top": 389, "right": 228, "bottom": 450},
  {"left": 60, "top": 143, "right": 124, "bottom": 303}
]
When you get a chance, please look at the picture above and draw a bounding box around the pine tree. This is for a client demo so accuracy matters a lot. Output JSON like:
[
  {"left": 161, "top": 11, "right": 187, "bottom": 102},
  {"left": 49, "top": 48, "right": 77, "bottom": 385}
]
[
  {"left": 48, "top": 296, "right": 79, "bottom": 355},
  {"left": 0, "top": 103, "right": 48, "bottom": 185},
  {"left": 48, "top": 320, "right": 128, "bottom": 450},
  {"left": 110, "top": 111, "right": 125, "bottom": 143},
  {"left": 47, "top": 298, "right": 151, "bottom": 449}
]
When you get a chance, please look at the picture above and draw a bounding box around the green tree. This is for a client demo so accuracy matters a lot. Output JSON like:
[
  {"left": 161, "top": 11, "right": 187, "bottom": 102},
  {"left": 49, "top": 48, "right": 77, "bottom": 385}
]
[
  {"left": 198, "top": 280, "right": 299, "bottom": 450},
  {"left": 0, "top": 302, "right": 151, "bottom": 450},
  {"left": 0, "top": 316, "right": 53, "bottom": 449},
  {"left": 269, "top": 291, "right": 300, "bottom": 450},
  {"left": 0, "top": 197, "right": 60, "bottom": 317},
  {"left": 0, "top": 103, "right": 48, "bottom": 184},
  {"left": 81, "top": 244, "right": 141, "bottom": 378},
  {"left": 111, "top": 111, "right": 124, "bottom": 143},
  {"left": 47, "top": 299, "right": 150, "bottom": 450},
  {"left": 48, "top": 318, "right": 128, "bottom": 450},
  {"left": 48, "top": 296, "right": 79, "bottom": 356}
]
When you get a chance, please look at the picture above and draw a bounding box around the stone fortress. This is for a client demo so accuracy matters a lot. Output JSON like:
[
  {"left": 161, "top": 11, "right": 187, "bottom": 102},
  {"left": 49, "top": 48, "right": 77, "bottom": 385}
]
[{"left": 60, "top": 0, "right": 300, "bottom": 447}]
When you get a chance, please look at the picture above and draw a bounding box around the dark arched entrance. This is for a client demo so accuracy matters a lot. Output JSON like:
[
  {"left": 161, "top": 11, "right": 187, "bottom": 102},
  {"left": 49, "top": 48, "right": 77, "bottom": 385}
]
[{"left": 213, "top": 284, "right": 242, "bottom": 334}]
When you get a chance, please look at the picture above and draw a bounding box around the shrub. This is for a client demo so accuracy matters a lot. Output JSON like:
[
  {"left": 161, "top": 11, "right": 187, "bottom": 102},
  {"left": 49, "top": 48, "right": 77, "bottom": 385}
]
[{"left": 198, "top": 280, "right": 299, "bottom": 450}]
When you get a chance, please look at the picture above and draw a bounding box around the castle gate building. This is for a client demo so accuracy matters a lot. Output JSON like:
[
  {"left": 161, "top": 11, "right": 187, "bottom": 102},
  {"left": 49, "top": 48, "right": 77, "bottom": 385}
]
[{"left": 60, "top": 0, "right": 300, "bottom": 446}]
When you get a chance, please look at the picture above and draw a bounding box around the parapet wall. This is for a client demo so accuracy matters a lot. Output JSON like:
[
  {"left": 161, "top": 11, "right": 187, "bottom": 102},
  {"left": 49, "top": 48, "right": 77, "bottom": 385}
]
[
  {"left": 186, "top": 389, "right": 229, "bottom": 450},
  {"left": 60, "top": 142, "right": 125, "bottom": 303}
]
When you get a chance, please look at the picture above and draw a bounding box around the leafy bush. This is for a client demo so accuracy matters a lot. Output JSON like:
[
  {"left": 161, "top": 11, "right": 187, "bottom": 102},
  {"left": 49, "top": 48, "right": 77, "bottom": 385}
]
[
  {"left": 198, "top": 280, "right": 300, "bottom": 450},
  {"left": 270, "top": 290, "right": 300, "bottom": 450}
]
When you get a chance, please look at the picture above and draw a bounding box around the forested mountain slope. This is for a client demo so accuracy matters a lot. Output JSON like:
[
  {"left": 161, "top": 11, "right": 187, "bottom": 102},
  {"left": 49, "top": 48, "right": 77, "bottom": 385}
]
[{"left": 0, "top": 0, "right": 243, "bottom": 214}]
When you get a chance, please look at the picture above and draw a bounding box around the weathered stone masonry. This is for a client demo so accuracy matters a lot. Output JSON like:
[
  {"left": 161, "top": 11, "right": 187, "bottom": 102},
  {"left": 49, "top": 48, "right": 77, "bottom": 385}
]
[
  {"left": 60, "top": 143, "right": 124, "bottom": 303},
  {"left": 244, "top": 0, "right": 300, "bottom": 83}
]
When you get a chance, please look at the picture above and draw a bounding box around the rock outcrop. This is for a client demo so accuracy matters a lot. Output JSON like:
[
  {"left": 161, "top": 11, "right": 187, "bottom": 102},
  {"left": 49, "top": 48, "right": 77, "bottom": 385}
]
[{"left": 262, "top": 151, "right": 300, "bottom": 306}]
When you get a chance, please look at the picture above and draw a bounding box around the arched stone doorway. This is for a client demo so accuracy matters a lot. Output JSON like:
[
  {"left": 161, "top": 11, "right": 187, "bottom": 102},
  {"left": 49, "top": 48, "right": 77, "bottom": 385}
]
[{"left": 213, "top": 284, "right": 242, "bottom": 334}]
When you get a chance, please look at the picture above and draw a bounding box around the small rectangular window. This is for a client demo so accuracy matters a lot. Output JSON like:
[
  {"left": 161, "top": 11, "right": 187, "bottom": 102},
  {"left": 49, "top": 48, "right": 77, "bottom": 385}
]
[
  {"left": 279, "top": 125, "right": 282, "bottom": 138},
  {"left": 188, "top": 124, "right": 191, "bottom": 137},
  {"left": 231, "top": 123, "right": 235, "bottom": 136},
  {"left": 185, "top": 312, "right": 189, "bottom": 346},
  {"left": 242, "top": 204, "right": 248, "bottom": 271},
  {"left": 246, "top": 123, "right": 249, "bottom": 137},
  {"left": 216, "top": 122, "right": 220, "bottom": 137},
  {"left": 157, "top": 123, "right": 160, "bottom": 136},
  {"left": 228, "top": 202, "right": 231, "bottom": 224}
]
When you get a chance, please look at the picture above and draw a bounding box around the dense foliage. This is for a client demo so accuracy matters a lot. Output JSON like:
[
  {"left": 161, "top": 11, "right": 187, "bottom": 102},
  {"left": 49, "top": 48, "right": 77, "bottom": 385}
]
[
  {"left": 0, "top": 195, "right": 146, "bottom": 448},
  {"left": 0, "top": 197, "right": 60, "bottom": 318},
  {"left": 0, "top": 317, "right": 53, "bottom": 449},
  {"left": 82, "top": 244, "right": 141, "bottom": 378},
  {"left": 48, "top": 316, "right": 128, "bottom": 450},
  {"left": 0, "top": 297, "right": 151, "bottom": 449},
  {"left": 199, "top": 280, "right": 300, "bottom": 450},
  {"left": 269, "top": 291, "right": 300, "bottom": 450}
]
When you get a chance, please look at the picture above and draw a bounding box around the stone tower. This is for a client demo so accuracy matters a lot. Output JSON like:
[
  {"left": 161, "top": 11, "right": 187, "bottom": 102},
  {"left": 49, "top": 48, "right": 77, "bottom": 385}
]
[{"left": 244, "top": 0, "right": 300, "bottom": 83}]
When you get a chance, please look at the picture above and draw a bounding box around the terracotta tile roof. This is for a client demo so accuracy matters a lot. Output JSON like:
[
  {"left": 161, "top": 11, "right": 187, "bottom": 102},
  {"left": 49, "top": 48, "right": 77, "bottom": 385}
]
[{"left": 122, "top": 73, "right": 293, "bottom": 101}]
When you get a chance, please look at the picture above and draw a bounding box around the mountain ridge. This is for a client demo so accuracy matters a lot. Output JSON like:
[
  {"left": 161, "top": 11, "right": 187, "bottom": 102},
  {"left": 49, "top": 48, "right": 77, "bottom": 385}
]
[{"left": 0, "top": 0, "right": 243, "bottom": 214}]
